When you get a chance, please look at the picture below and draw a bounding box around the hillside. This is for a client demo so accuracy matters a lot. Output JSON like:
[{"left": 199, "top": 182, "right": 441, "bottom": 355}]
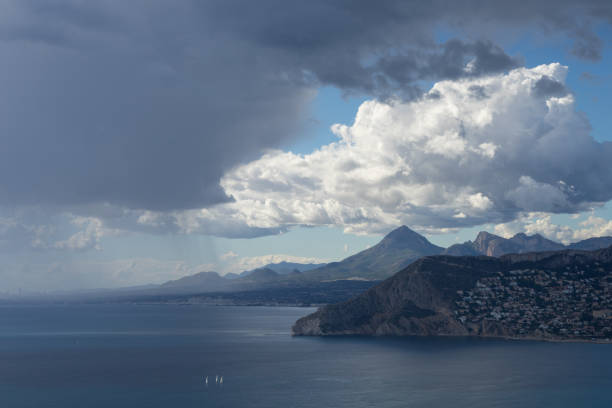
[
  {"left": 568, "top": 237, "right": 612, "bottom": 251},
  {"left": 292, "top": 246, "right": 612, "bottom": 342}
]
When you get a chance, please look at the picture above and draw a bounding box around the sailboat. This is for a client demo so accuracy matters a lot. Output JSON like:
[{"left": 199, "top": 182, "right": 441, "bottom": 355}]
[
  {"left": 215, "top": 375, "right": 219, "bottom": 384},
  {"left": 220, "top": 376, "right": 223, "bottom": 385},
  {"left": 204, "top": 376, "right": 208, "bottom": 385}
]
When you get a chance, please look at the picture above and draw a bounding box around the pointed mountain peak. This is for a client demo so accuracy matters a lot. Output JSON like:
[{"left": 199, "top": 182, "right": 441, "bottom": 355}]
[
  {"left": 378, "top": 225, "right": 443, "bottom": 253},
  {"left": 382, "top": 225, "right": 421, "bottom": 242}
]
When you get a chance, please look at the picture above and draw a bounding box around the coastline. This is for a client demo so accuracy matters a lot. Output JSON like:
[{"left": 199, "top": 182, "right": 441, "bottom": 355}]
[{"left": 291, "top": 330, "right": 612, "bottom": 344}]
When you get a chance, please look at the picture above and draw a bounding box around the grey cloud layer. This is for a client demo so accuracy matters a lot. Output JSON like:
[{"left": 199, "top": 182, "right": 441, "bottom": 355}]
[{"left": 1, "top": 0, "right": 611, "bottom": 213}]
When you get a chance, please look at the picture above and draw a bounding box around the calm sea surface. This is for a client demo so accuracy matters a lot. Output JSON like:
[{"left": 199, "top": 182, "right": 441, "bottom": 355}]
[{"left": 0, "top": 304, "right": 611, "bottom": 407}]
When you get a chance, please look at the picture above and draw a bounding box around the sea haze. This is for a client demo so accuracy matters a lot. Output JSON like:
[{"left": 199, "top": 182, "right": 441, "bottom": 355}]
[{"left": 0, "top": 305, "right": 611, "bottom": 408}]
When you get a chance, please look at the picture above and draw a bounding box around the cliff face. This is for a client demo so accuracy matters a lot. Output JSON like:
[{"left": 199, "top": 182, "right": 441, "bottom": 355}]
[{"left": 292, "top": 247, "right": 612, "bottom": 341}]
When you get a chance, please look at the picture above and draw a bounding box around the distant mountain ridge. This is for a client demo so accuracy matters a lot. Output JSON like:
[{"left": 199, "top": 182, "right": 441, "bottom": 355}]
[
  {"left": 568, "top": 236, "right": 612, "bottom": 251},
  {"left": 158, "top": 261, "right": 326, "bottom": 291},
  {"left": 444, "top": 230, "right": 611, "bottom": 257},
  {"left": 161, "top": 271, "right": 229, "bottom": 291},
  {"left": 239, "top": 267, "right": 280, "bottom": 282},
  {"left": 159, "top": 226, "right": 612, "bottom": 290},
  {"left": 239, "top": 261, "right": 327, "bottom": 278}
]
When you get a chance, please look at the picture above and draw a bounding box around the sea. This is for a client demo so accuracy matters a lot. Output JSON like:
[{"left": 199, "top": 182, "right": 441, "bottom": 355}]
[{"left": 0, "top": 304, "right": 611, "bottom": 408}]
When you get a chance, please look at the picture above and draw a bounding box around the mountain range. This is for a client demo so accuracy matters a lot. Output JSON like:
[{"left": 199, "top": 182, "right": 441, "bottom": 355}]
[
  {"left": 159, "top": 226, "right": 612, "bottom": 291},
  {"left": 231, "top": 261, "right": 327, "bottom": 279},
  {"left": 443, "top": 231, "right": 612, "bottom": 256},
  {"left": 300, "top": 226, "right": 612, "bottom": 281},
  {"left": 21, "top": 226, "right": 612, "bottom": 304}
]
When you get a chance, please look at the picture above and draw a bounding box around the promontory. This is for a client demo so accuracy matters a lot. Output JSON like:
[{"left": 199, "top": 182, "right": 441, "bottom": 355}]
[{"left": 292, "top": 246, "right": 612, "bottom": 342}]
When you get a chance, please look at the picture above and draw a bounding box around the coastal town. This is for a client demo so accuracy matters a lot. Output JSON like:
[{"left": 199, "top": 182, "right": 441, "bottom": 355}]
[{"left": 454, "top": 263, "right": 612, "bottom": 341}]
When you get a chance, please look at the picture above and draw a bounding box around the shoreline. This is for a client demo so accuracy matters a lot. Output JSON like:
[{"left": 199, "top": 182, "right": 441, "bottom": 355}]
[{"left": 293, "top": 331, "right": 612, "bottom": 344}]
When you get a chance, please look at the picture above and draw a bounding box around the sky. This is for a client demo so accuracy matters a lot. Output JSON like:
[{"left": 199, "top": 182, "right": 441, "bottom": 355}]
[{"left": 2, "top": 0, "right": 612, "bottom": 292}]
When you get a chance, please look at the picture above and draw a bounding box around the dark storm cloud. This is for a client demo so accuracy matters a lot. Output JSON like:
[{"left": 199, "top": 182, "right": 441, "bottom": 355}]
[
  {"left": 0, "top": 1, "right": 313, "bottom": 210},
  {"left": 203, "top": 0, "right": 612, "bottom": 92},
  {"left": 1, "top": 0, "right": 611, "bottom": 213},
  {"left": 373, "top": 40, "right": 522, "bottom": 98}
]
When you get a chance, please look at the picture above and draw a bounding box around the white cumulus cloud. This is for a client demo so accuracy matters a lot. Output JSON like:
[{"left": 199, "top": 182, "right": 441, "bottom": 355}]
[{"left": 183, "top": 63, "right": 612, "bottom": 236}]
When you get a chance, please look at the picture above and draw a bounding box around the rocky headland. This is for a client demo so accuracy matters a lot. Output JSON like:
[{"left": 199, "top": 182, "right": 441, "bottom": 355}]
[{"left": 292, "top": 246, "right": 612, "bottom": 342}]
